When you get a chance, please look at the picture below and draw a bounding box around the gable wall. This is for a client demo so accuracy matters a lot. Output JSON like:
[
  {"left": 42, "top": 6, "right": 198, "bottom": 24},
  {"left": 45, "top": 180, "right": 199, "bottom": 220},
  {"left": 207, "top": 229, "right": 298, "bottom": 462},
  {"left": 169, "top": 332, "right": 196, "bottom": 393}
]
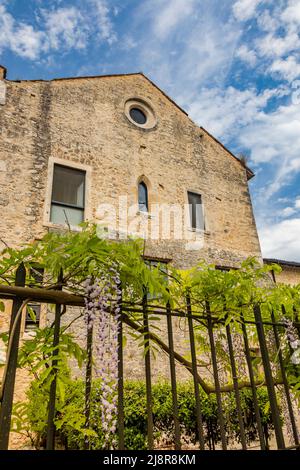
[{"left": 0, "top": 74, "right": 261, "bottom": 268}]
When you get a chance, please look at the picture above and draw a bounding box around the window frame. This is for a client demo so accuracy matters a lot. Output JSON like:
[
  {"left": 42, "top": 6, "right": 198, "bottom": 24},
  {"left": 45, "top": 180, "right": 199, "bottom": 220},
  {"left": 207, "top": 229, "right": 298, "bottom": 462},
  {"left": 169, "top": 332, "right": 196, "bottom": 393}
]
[
  {"left": 44, "top": 158, "right": 91, "bottom": 229},
  {"left": 144, "top": 257, "right": 170, "bottom": 299},
  {"left": 50, "top": 164, "right": 86, "bottom": 225},
  {"left": 129, "top": 107, "right": 147, "bottom": 125},
  {"left": 187, "top": 191, "right": 205, "bottom": 231},
  {"left": 25, "top": 303, "right": 41, "bottom": 331},
  {"left": 138, "top": 181, "right": 149, "bottom": 213},
  {"left": 24, "top": 265, "right": 44, "bottom": 332}
]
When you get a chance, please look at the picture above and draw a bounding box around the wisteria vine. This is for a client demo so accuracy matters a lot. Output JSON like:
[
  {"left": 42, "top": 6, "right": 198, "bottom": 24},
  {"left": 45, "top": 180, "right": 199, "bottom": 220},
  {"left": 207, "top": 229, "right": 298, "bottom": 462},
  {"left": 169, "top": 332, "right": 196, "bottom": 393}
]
[
  {"left": 283, "top": 318, "right": 300, "bottom": 366},
  {"left": 83, "top": 265, "right": 121, "bottom": 449}
]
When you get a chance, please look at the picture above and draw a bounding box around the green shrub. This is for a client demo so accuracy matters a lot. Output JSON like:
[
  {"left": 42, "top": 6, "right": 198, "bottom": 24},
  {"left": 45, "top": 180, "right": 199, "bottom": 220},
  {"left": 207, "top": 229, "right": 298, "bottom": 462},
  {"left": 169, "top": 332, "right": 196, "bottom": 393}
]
[{"left": 17, "top": 378, "right": 274, "bottom": 450}]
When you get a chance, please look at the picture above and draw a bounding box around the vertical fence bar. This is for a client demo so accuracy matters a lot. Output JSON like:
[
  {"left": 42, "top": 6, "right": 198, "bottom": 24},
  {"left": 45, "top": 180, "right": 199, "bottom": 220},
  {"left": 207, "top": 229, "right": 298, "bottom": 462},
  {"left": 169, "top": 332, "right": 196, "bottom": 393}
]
[
  {"left": 166, "top": 300, "right": 181, "bottom": 450},
  {"left": 84, "top": 322, "right": 93, "bottom": 450},
  {"left": 253, "top": 304, "right": 285, "bottom": 449},
  {"left": 186, "top": 294, "right": 206, "bottom": 450},
  {"left": 46, "top": 269, "right": 63, "bottom": 450},
  {"left": 0, "top": 263, "right": 26, "bottom": 450},
  {"left": 142, "top": 293, "right": 154, "bottom": 449},
  {"left": 240, "top": 312, "right": 266, "bottom": 449},
  {"left": 271, "top": 311, "right": 299, "bottom": 446},
  {"left": 206, "top": 301, "right": 227, "bottom": 450},
  {"left": 292, "top": 307, "right": 300, "bottom": 338},
  {"left": 117, "top": 285, "right": 125, "bottom": 450},
  {"left": 225, "top": 321, "right": 247, "bottom": 449}
]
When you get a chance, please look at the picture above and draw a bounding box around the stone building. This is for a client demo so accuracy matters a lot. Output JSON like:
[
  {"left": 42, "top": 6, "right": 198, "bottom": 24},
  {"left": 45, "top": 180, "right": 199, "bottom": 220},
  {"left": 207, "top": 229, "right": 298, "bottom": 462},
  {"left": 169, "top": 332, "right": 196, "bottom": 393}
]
[
  {"left": 0, "top": 64, "right": 298, "bottom": 448},
  {"left": 0, "top": 64, "right": 261, "bottom": 269},
  {"left": 264, "top": 258, "right": 300, "bottom": 285}
]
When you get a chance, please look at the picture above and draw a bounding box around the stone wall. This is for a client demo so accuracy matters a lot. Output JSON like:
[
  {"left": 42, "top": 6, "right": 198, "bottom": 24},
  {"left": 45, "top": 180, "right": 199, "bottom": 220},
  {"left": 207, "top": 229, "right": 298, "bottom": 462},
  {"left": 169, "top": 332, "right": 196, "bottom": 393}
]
[
  {"left": 273, "top": 265, "right": 300, "bottom": 285},
  {"left": 0, "top": 70, "right": 263, "bottom": 448},
  {"left": 0, "top": 72, "right": 261, "bottom": 267}
]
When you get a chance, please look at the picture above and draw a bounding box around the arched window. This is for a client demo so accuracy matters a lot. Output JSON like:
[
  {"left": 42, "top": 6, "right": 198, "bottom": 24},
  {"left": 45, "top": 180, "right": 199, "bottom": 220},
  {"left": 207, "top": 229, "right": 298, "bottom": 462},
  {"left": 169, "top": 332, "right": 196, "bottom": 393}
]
[{"left": 138, "top": 181, "right": 148, "bottom": 212}]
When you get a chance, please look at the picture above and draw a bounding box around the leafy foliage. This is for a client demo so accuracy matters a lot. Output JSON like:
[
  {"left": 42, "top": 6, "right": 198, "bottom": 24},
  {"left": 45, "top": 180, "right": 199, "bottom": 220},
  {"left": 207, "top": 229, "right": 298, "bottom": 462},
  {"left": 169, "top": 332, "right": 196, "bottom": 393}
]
[
  {"left": 1, "top": 223, "right": 300, "bottom": 448},
  {"left": 13, "top": 377, "right": 274, "bottom": 450}
]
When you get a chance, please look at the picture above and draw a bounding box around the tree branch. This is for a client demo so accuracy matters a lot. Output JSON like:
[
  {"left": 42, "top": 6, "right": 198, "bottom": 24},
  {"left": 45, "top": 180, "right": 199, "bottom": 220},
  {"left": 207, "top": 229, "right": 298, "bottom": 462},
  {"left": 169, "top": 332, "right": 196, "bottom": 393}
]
[{"left": 122, "top": 312, "right": 284, "bottom": 394}]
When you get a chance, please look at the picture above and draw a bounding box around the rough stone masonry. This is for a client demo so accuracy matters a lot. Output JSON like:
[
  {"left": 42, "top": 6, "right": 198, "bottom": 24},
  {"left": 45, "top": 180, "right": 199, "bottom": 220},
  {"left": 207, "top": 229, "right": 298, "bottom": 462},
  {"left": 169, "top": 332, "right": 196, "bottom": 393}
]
[{"left": 0, "top": 66, "right": 264, "bottom": 448}]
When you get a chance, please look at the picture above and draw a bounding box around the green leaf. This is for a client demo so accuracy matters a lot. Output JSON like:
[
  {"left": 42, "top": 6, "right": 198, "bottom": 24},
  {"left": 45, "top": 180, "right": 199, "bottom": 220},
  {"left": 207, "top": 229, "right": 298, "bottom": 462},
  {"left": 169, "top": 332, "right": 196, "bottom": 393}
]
[{"left": 57, "top": 377, "right": 66, "bottom": 403}]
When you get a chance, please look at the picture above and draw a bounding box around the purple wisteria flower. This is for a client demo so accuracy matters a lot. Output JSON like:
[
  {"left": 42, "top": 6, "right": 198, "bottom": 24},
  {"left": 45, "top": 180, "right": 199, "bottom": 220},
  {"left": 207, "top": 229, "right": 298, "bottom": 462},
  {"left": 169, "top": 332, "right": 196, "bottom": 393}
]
[
  {"left": 283, "top": 318, "right": 300, "bottom": 366},
  {"left": 83, "top": 265, "right": 121, "bottom": 449}
]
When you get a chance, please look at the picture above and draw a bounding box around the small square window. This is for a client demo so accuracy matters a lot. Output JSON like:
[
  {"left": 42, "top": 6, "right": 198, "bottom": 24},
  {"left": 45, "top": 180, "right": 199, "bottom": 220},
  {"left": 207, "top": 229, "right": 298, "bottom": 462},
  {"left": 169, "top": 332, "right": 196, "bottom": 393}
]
[
  {"left": 144, "top": 258, "right": 169, "bottom": 299},
  {"left": 50, "top": 165, "right": 85, "bottom": 226},
  {"left": 188, "top": 191, "right": 204, "bottom": 230},
  {"left": 29, "top": 266, "right": 44, "bottom": 286},
  {"left": 25, "top": 304, "right": 41, "bottom": 331}
]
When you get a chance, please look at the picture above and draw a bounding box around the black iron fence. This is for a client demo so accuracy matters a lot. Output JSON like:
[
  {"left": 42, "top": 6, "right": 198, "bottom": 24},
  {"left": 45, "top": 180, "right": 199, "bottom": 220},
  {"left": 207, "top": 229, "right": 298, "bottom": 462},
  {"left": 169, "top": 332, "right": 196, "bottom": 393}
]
[{"left": 0, "top": 264, "right": 300, "bottom": 450}]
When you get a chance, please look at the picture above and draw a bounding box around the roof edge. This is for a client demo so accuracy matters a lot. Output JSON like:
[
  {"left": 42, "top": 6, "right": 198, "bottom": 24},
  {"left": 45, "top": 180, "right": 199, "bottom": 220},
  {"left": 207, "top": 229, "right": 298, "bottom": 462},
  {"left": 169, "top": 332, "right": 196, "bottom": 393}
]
[
  {"left": 263, "top": 258, "right": 300, "bottom": 268},
  {"left": 200, "top": 126, "right": 255, "bottom": 180},
  {"left": 8, "top": 71, "right": 189, "bottom": 117},
  {"left": 5, "top": 69, "right": 254, "bottom": 177}
]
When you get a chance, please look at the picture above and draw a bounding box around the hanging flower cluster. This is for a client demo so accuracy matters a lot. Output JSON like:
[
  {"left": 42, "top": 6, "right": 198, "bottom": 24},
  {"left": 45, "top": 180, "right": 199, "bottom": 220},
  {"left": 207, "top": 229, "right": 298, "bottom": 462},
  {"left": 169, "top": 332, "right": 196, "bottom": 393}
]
[
  {"left": 83, "top": 266, "right": 121, "bottom": 449},
  {"left": 83, "top": 276, "right": 102, "bottom": 330},
  {"left": 283, "top": 318, "right": 300, "bottom": 365}
]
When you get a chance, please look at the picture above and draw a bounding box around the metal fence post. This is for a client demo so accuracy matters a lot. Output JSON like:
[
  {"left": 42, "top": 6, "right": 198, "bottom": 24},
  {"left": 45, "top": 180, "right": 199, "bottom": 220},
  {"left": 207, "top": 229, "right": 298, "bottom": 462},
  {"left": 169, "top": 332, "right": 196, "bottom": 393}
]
[
  {"left": 186, "top": 294, "right": 205, "bottom": 450},
  {"left": 253, "top": 304, "right": 285, "bottom": 449},
  {"left": 142, "top": 292, "right": 154, "bottom": 449},
  {"left": 0, "top": 263, "right": 26, "bottom": 450},
  {"left": 46, "top": 269, "right": 63, "bottom": 450}
]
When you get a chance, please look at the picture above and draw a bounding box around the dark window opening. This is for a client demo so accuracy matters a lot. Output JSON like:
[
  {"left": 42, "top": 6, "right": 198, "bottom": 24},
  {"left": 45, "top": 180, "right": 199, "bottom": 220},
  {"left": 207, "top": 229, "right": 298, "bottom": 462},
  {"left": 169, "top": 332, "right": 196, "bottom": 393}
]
[
  {"left": 138, "top": 181, "right": 149, "bottom": 212},
  {"left": 130, "top": 107, "right": 147, "bottom": 125},
  {"left": 25, "top": 304, "right": 41, "bottom": 331},
  {"left": 25, "top": 266, "right": 44, "bottom": 332},
  {"left": 145, "top": 258, "right": 168, "bottom": 275},
  {"left": 50, "top": 164, "right": 85, "bottom": 226},
  {"left": 29, "top": 266, "right": 44, "bottom": 286},
  {"left": 145, "top": 258, "right": 169, "bottom": 299},
  {"left": 188, "top": 191, "right": 204, "bottom": 230},
  {"left": 215, "top": 266, "right": 230, "bottom": 272}
]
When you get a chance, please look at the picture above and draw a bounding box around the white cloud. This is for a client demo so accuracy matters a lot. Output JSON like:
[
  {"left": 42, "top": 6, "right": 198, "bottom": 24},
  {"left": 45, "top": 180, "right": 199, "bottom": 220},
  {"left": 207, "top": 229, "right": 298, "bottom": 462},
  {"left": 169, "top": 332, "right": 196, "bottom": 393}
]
[
  {"left": 281, "top": 0, "right": 300, "bottom": 25},
  {"left": 259, "top": 218, "right": 300, "bottom": 260},
  {"left": 90, "top": 0, "right": 117, "bottom": 45},
  {"left": 238, "top": 100, "right": 300, "bottom": 164},
  {"left": 256, "top": 30, "right": 300, "bottom": 58},
  {"left": 269, "top": 56, "right": 300, "bottom": 81},
  {"left": 257, "top": 9, "right": 279, "bottom": 32},
  {"left": 282, "top": 206, "right": 297, "bottom": 217},
  {"left": 235, "top": 44, "right": 257, "bottom": 66},
  {"left": 0, "top": 5, "right": 45, "bottom": 59},
  {"left": 295, "top": 198, "right": 300, "bottom": 209},
  {"left": 0, "top": 1, "right": 117, "bottom": 60},
  {"left": 151, "top": 0, "right": 197, "bottom": 40},
  {"left": 187, "top": 85, "right": 286, "bottom": 141},
  {"left": 43, "top": 7, "right": 88, "bottom": 50},
  {"left": 253, "top": 1, "right": 300, "bottom": 59},
  {"left": 232, "top": 0, "right": 263, "bottom": 21},
  {"left": 133, "top": 0, "right": 242, "bottom": 94}
]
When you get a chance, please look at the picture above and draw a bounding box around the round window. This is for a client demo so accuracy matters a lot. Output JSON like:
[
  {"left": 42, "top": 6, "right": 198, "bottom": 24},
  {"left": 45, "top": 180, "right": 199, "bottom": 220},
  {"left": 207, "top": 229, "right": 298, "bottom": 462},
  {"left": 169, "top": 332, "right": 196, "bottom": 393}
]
[
  {"left": 124, "top": 98, "right": 157, "bottom": 129},
  {"left": 129, "top": 107, "right": 147, "bottom": 125}
]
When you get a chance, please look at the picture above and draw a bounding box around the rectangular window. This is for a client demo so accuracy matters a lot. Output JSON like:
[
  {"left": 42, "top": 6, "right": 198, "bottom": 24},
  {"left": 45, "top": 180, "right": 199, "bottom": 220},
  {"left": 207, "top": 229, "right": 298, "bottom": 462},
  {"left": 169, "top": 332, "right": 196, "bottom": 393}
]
[
  {"left": 188, "top": 191, "right": 204, "bottom": 230},
  {"left": 25, "top": 266, "right": 44, "bottom": 331},
  {"left": 25, "top": 304, "right": 41, "bottom": 331},
  {"left": 145, "top": 259, "right": 169, "bottom": 275},
  {"left": 145, "top": 258, "right": 169, "bottom": 299},
  {"left": 29, "top": 266, "right": 44, "bottom": 285},
  {"left": 50, "top": 164, "right": 85, "bottom": 226}
]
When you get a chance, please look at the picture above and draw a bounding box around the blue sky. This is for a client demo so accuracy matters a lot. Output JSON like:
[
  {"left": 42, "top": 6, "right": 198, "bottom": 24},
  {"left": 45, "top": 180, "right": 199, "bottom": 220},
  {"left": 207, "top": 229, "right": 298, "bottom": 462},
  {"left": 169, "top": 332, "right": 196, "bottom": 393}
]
[{"left": 1, "top": 0, "right": 300, "bottom": 260}]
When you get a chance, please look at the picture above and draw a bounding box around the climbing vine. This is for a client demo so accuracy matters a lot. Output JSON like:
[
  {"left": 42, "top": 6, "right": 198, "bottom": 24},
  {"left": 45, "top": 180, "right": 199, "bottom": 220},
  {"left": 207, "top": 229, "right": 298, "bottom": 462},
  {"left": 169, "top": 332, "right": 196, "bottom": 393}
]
[{"left": 0, "top": 223, "right": 300, "bottom": 448}]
